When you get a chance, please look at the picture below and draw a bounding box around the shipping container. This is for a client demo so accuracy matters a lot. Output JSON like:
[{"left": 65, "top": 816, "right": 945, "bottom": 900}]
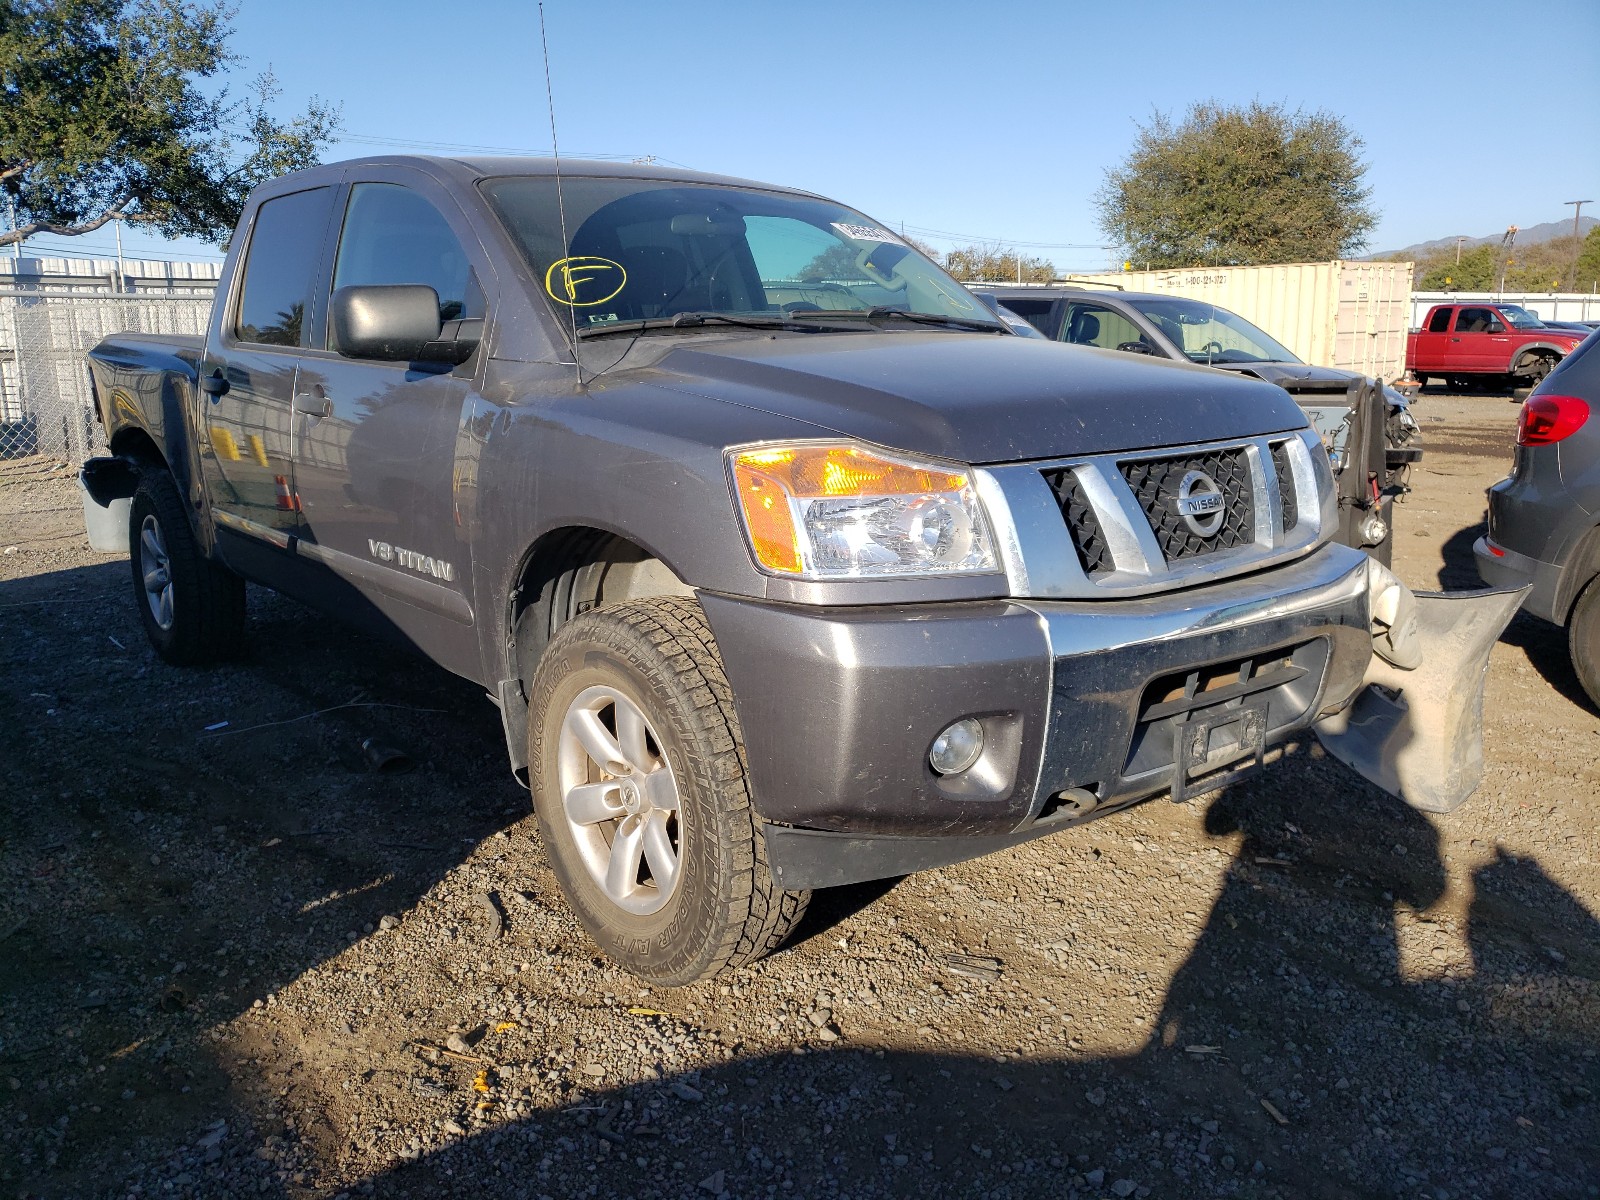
[{"left": 1065, "top": 260, "right": 1414, "bottom": 383}]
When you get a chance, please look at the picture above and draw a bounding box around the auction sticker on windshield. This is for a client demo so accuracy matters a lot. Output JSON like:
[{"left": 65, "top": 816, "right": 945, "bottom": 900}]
[
  {"left": 831, "top": 223, "right": 904, "bottom": 244},
  {"left": 545, "top": 256, "right": 628, "bottom": 307}
]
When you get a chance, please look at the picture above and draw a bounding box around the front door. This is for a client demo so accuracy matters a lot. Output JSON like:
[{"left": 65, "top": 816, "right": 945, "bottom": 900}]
[
  {"left": 290, "top": 177, "right": 486, "bottom": 638},
  {"left": 1452, "top": 306, "right": 1505, "bottom": 372},
  {"left": 199, "top": 186, "right": 337, "bottom": 546}
]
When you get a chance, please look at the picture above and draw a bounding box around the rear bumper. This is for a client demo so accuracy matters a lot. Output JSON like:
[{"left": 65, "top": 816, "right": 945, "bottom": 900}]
[
  {"left": 1474, "top": 535, "right": 1560, "bottom": 621},
  {"left": 702, "top": 543, "right": 1376, "bottom": 888}
]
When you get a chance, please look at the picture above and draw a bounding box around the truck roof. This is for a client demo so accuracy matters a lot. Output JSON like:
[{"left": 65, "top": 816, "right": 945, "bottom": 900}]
[{"left": 255, "top": 153, "right": 818, "bottom": 200}]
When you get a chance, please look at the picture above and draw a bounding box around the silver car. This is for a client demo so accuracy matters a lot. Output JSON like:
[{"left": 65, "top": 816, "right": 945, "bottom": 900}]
[{"left": 1476, "top": 329, "right": 1600, "bottom": 707}]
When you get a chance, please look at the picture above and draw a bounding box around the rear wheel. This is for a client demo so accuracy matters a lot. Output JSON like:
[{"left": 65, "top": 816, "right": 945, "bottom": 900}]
[
  {"left": 128, "top": 469, "right": 246, "bottom": 665},
  {"left": 526, "top": 597, "right": 808, "bottom": 984},
  {"left": 1569, "top": 576, "right": 1600, "bottom": 712}
]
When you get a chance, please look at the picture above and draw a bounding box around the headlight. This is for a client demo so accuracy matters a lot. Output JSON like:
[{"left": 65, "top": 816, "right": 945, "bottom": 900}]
[{"left": 728, "top": 442, "right": 997, "bottom": 578}]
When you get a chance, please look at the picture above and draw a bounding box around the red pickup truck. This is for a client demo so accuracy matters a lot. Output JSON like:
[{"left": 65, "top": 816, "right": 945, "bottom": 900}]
[{"left": 1408, "top": 303, "right": 1586, "bottom": 391}]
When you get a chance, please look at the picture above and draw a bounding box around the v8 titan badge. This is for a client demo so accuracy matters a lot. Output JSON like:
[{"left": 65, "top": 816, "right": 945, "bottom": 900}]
[
  {"left": 545, "top": 256, "right": 627, "bottom": 307},
  {"left": 1175, "top": 469, "right": 1225, "bottom": 536}
]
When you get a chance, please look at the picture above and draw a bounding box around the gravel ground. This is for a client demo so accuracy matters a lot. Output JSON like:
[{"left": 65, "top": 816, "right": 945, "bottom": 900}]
[{"left": 1, "top": 389, "right": 1596, "bottom": 1200}]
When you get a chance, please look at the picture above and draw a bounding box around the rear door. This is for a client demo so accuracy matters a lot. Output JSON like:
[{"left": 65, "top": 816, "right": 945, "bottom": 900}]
[
  {"left": 288, "top": 170, "right": 490, "bottom": 636},
  {"left": 1411, "top": 306, "right": 1454, "bottom": 372},
  {"left": 200, "top": 186, "right": 338, "bottom": 548}
]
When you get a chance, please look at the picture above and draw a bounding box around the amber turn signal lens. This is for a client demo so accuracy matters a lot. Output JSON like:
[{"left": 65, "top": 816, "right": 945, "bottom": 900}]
[{"left": 728, "top": 443, "right": 994, "bottom": 579}]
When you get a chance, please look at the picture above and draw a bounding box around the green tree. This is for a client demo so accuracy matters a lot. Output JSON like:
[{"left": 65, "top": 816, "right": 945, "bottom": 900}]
[
  {"left": 1573, "top": 226, "right": 1600, "bottom": 293},
  {"left": 0, "top": 0, "right": 340, "bottom": 248},
  {"left": 1418, "top": 244, "right": 1497, "bottom": 291},
  {"left": 942, "top": 243, "right": 1055, "bottom": 283},
  {"left": 1095, "top": 100, "right": 1377, "bottom": 269}
]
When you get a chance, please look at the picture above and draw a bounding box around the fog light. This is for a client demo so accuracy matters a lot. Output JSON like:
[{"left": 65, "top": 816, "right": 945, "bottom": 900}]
[
  {"left": 1359, "top": 510, "right": 1389, "bottom": 546},
  {"left": 929, "top": 718, "right": 984, "bottom": 775}
]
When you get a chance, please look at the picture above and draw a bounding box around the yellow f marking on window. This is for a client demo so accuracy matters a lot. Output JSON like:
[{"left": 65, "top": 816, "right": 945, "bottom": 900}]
[{"left": 545, "top": 256, "right": 627, "bottom": 307}]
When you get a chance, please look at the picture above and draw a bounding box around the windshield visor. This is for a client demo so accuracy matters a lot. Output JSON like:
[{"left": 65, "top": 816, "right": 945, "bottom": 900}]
[
  {"left": 1128, "top": 298, "right": 1299, "bottom": 364},
  {"left": 480, "top": 176, "right": 999, "bottom": 334}
]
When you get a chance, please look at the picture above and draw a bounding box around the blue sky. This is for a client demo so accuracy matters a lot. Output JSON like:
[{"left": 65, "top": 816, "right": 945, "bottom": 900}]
[{"left": 20, "top": 0, "right": 1600, "bottom": 268}]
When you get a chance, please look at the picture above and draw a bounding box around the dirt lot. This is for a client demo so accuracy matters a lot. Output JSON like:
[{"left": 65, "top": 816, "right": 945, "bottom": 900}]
[{"left": 2, "top": 390, "right": 1596, "bottom": 1200}]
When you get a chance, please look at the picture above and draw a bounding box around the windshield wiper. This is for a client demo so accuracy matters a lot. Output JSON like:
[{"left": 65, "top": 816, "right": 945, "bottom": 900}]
[
  {"left": 574, "top": 311, "right": 821, "bottom": 339},
  {"left": 786, "top": 306, "right": 1008, "bottom": 333}
]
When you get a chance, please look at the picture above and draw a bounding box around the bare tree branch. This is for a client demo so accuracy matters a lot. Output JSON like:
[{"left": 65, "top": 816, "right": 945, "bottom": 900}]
[{"left": 0, "top": 198, "right": 133, "bottom": 247}]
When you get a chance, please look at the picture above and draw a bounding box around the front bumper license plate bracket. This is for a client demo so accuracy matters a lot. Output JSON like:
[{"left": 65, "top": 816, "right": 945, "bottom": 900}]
[{"left": 1171, "top": 700, "right": 1267, "bottom": 804}]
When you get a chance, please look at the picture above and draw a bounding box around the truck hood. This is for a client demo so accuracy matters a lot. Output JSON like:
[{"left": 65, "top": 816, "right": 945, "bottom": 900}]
[
  {"left": 638, "top": 332, "right": 1309, "bottom": 464},
  {"left": 1210, "top": 361, "right": 1358, "bottom": 389}
]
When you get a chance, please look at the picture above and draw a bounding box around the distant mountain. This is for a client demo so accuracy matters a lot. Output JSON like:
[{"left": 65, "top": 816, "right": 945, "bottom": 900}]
[{"left": 1377, "top": 216, "right": 1597, "bottom": 260}]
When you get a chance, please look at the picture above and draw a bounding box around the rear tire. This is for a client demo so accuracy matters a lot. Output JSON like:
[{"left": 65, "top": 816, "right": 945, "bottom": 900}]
[
  {"left": 1569, "top": 576, "right": 1600, "bottom": 712},
  {"left": 128, "top": 468, "right": 246, "bottom": 665},
  {"left": 526, "top": 597, "right": 809, "bottom": 985}
]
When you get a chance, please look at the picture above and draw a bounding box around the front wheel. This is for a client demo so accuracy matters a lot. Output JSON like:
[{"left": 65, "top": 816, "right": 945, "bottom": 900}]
[
  {"left": 128, "top": 468, "right": 246, "bottom": 665},
  {"left": 526, "top": 597, "right": 808, "bottom": 985},
  {"left": 1569, "top": 576, "right": 1600, "bottom": 712}
]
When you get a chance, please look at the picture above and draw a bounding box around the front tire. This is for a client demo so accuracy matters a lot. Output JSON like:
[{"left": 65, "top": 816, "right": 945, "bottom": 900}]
[
  {"left": 1569, "top": 576, "right": 1600, "bottom": 712},
  {"left": 527, "top": 597, "right": 808, "bottom": 985},
  {"left": 128, "top": 469, "right": 246, "bottom": 665}
]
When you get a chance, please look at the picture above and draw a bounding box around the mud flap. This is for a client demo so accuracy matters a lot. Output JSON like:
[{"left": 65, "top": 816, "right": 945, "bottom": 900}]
[{"left": 1313, "top": 585, "right": 1528, "bottom": 813}]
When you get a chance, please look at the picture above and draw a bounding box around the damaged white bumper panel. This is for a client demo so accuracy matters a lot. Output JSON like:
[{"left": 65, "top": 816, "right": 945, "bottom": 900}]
[{"left": 1315, "top": 584, "right": 1529, "bottom": 813}]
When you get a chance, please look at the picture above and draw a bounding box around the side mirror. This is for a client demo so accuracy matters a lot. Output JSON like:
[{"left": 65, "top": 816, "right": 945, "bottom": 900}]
[
  {"left": 331, "top": 285, "right": 442, "bottom": 361},
  {"left": 1116, "top": 340, "right": 1153, "bottom": 355}
]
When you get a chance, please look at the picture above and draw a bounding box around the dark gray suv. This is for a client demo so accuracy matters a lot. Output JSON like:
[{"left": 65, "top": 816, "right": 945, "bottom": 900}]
[{"left": 1476, "top": 330, "right": 1600, "bottom": 707}]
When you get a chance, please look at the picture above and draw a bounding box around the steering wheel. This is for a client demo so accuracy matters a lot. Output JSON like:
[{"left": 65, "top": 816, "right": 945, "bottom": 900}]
[
  {"left": 781, "top": 301, "right": 825, "bottom": 313},
  {"left": 1201, "top": 341, "right": 1225, "bottom": 357}
]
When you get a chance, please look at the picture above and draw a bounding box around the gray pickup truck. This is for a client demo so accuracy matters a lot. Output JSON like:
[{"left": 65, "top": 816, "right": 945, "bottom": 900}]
[{"left": 82, "top": 156, "right": 1519, "bottom": 985}]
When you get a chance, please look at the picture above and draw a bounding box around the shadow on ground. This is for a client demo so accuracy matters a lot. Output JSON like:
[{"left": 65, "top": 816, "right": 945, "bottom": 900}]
[{"left": 3, "top": 565, "right": 1597, "bottom": 1199}]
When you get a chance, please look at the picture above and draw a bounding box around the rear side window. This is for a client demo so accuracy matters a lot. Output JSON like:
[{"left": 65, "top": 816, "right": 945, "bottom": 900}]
[
  {"left": 234, "top": 187, "right": 334, "bottom": 346},
  {"left": 328, "top": 183, "right": 482, "bottom": 351},
  {"left": 1427, "top": 308, "right": 1452, "bottom": 333}
]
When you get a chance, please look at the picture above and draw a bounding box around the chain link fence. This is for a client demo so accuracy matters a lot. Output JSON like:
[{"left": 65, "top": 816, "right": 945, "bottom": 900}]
[{"left": 1, "top": 291, "right": 213, "bottom": 465}]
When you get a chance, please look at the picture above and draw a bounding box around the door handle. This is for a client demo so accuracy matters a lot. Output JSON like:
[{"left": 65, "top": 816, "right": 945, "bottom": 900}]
[
  {"left": 200, "top": 370, "right": 230, "bottom": 400},
  {"left": 296, "top": 389, "right": 333, "bottom": 419}
]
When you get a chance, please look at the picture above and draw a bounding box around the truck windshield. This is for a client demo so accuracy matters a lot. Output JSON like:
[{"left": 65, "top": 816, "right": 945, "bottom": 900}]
[
  {"left": 1126, "top": 297, "right": 1300, "bottom": 365},
  {"left": 480, "top": 176, "right": 1001, "bottom": 335},
  {"left": 1495, "top": 305, "right": 1547, "bottom": 329}
]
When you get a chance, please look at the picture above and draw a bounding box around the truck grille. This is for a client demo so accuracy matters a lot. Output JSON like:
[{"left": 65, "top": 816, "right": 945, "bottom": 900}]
[
  {"left": 1041, "top": 469, "right": 1114, "bottom": 577},
  {"left": 1119, "top": 449, "right": 1254, "bottom": 562},
  {"left": 1271, "top": 441, "right": 1298, "bottom": 531},
  {"left": 1008, "top": 432, "right": 1323, "bottom": 597}
]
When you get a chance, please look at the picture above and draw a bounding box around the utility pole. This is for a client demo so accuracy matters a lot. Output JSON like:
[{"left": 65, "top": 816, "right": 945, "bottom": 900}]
[
  {"left": 113, "top": 216, "right": 127, "bottom": 292},
  {"left": 1565, "top": 200, "right": 1592, "bottom": 291},
  {"left": 6, "top": 196, "right": 19, "bottom": 263},
  {"left": 1455, "top": 236, "right": 1467, "bottom": 265}
]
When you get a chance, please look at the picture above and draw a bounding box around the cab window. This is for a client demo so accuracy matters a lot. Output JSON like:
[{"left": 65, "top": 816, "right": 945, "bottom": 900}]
[
  {"left": 328, "top": 183, "right": 482, "bottom": 351},
  {"left": 1456, "top": 307, "right": 1502, "bottom": 334},
  {"left": 1427, "top": 308, "right": 1453, "bottom": 333},
  {"left": 234, "top": 187, "right": 334, "bottom": 347}
]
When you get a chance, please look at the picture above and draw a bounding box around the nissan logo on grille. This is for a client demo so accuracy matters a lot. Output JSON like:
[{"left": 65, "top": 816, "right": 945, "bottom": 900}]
[{"left": 1175, "top": 470, "right": 1225, "bottom": 536}]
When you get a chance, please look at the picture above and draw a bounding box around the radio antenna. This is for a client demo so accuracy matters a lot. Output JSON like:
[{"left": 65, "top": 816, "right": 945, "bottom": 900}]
[{"left": 539, "top": 2, "right": 583, "bottom": 387}]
